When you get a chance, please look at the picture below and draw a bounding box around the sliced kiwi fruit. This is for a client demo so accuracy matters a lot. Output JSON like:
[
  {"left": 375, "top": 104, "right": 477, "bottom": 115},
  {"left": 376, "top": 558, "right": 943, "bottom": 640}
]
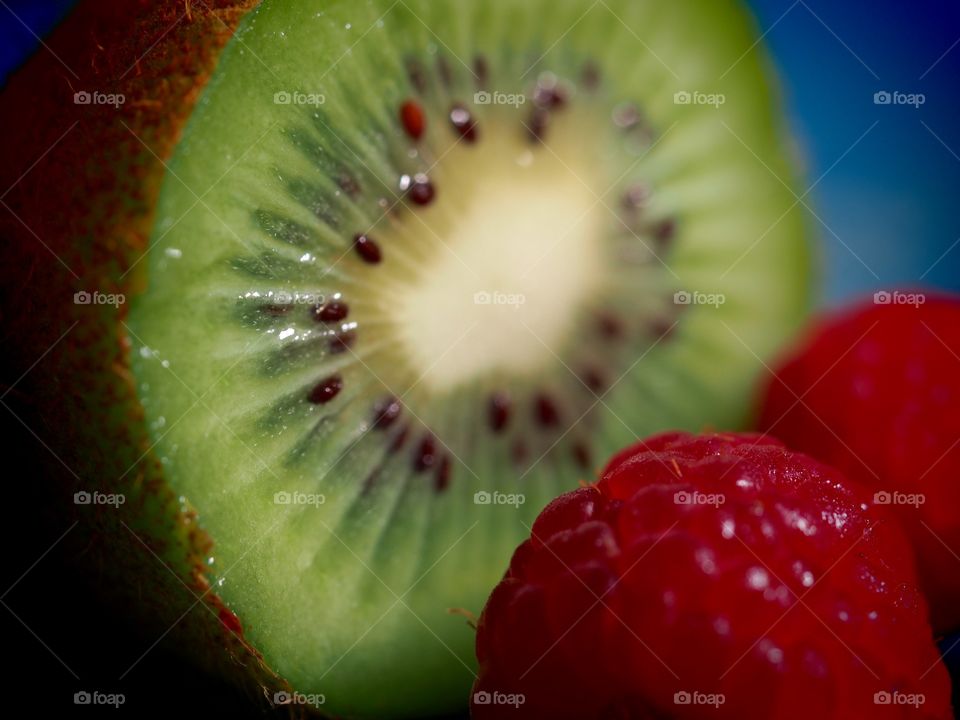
[{"left": 1, "top": 0, "right": 809, "bottom": 717}]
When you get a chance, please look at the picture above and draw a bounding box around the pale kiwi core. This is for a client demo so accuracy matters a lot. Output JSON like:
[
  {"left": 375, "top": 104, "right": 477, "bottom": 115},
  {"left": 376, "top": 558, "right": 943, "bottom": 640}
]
[{"left": 391, "top": 116, "right": 606, "bottom": 391}]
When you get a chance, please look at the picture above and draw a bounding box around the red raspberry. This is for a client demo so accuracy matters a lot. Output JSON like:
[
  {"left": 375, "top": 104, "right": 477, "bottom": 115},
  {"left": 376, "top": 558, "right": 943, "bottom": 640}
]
[
  {"left": 472, "top": 432, "right": 951, "bottom": 719},
  {"left": 757, "top": 294, "right": 960, "bottom": 633}
]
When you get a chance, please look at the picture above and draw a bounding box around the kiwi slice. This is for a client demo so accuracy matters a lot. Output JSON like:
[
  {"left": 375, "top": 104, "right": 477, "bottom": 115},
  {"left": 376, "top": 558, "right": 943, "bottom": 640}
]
[
  {"left": 127, "top": 0, "right": 809, "bottom": 714},
  {"left": 1, "top": 0, "right": 808, "bottom": 716}
]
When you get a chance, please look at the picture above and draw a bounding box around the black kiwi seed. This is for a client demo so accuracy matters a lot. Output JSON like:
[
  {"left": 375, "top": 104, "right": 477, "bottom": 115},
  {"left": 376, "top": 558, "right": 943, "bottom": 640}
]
[
  {"left": 353, "top": 234, "right": 382, "bottom": 264},
  {"left": 337, "top": 172, "right": 361, "bottom": 198},
  {"left": 612, "top": 102, "right": 641, "bottom": 131},
  {"left": 534, "top": 393, "right": 561, "bottom": 428},
  {"left": 449, "top": 104, "right": 479, "bottom": 143},
  {"left": 581, "top": 61, "right": 601, "bottom": 91},
  {"left": 622, "top": 183, "right": 651, "bottom": 212},
  {"left": 572, "top": 443, "right": 592, "bottom": 470},
  {"left": 362, "top": 467, "right": 381, "bottom": 495},
  {"left": 398, "top": 173, "right": 436, "bottom": 205},
  {"left": 372, "top": 396, "right": 403, "bottom": 429},
  {"left": 329, "top": 329, "right": 356, "bottom": 354},
  {"left": 473, "top": 55, "right": 489, "bottom": 89},
  {"left": 435, "top": 455, "right": 451, "bottom": 492},
  {"left": 410, "top": 175, "right": 437, "bottom": 205},
  {"left": 414, "top": 434, "right": 437, "bottom": 472},
  {"left": 597, "top": 312, "right": 625, "bottom": 341},
  {"left": 313, "top": 298, "right": 349, "bottom": 323},
  {"left": 527, "top": 109, "right": 550, "bottom": 143},
  {"left": 580, "top": 367, "right": 607, "bottom": 394},
  {"left": 650, "top": 317, "right": 678, "bottom": 340},
  {"left": 488, "top": 392, "right": 512, "bottom": 433},
  {"left": 653, "top": 218, "right": 676, "bottom": 245},
  {"left": 400, "top": 100, "right": 426, "bottom": 141},
  {"left": 436, "top": 55, "right": 453, "bottom": 88},
  {"left": 308, "top": 374, "right": 343, "bottom": 404},
  {"left": 533, "top": 73, "right": 567, "bottom": 110},
  {"left": 405, "top": 57, "right": 427, "bottom": 94},
  {"left": 261, "top": 303, "right": 292, "bottom": 317},
  {"left": 511, "top": 439, "right": 528, "bottom": 467},
  {"left": 390, "top": 425, "right": 410, "bottom": 453}
]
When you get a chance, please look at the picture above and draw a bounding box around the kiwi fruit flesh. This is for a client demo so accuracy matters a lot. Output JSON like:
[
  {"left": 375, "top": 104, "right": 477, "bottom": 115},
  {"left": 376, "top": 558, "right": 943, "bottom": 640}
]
[{"left": 2, "top": 0, "right": 809, "bottom": 717}]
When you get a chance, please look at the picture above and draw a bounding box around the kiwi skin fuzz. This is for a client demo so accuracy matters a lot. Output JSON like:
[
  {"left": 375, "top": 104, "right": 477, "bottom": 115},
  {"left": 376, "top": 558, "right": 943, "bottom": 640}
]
[{"left": 0, "top": 0, "right": 285, "bottom": 710}]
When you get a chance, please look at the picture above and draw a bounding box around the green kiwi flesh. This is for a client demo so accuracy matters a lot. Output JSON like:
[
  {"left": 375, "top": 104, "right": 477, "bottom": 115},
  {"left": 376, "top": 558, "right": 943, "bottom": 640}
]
[{"left": 127, "top": 0, "right": 811, "bottom": 716}]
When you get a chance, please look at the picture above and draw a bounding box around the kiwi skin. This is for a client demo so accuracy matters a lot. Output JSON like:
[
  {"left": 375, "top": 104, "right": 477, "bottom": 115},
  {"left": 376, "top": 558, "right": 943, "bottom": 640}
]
[{"left": 0, "top": 0, "right": 285, "bottom": 710}]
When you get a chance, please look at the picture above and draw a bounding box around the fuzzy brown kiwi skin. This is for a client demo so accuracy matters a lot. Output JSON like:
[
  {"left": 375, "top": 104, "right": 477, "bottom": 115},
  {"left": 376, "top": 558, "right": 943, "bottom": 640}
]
[{"left": 0, "top": 0, "right": 300, "bottom": 712}]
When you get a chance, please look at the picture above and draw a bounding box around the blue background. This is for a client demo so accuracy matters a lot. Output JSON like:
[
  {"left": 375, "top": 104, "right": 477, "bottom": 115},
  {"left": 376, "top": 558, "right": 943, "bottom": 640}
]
[{"left": 749, "top": 0, "right": 960, "bottom": 304}]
